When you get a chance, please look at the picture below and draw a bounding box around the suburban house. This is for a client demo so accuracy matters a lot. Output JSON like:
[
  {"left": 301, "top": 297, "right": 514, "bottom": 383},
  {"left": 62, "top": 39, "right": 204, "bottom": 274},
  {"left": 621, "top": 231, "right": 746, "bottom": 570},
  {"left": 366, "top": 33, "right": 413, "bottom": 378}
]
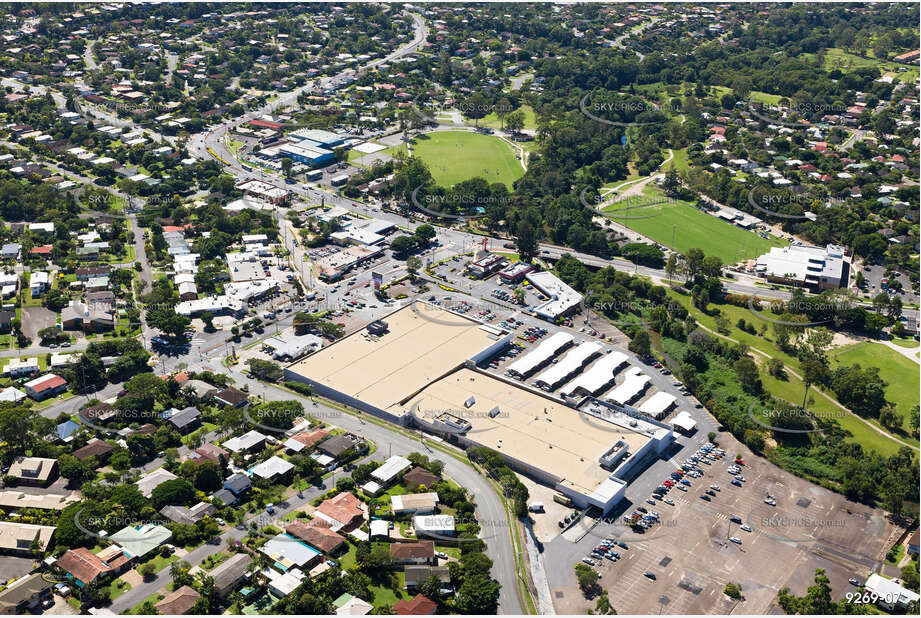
[
  {"left": 23, "top": 374, "right": 68, "bottom": 400},
  {"left": 392, "top": 594, "right": 438, "bottom": 615},
  {"left": 391, "top": 493, "right": 438, "bottom": 515},
  {"left": 164, "top": 406, "right": 202, "bottom": 433},
  {"left": 0, "top": 521, "right": 55, "bottom": 556},
  {"left": 223, "top": 472, "right": 253, "bottom": 497},
  {"left": 214, "top": 387, "right": 249, "bottom": 407},
  {"left": 61, "top": 300, "right": 114, "bottom": 332},
  {"left": 136, "top": 468, "right": 179, "bottom": 498},
  {"left": 209, "top": 553, "right": 252, "bottom": 597},
  {"left": 72, "top": 439, "right": 114, "bottom": 463},
  {"left": 313, "top": 492, "right": 365, "bottom": 532},
  {"left": 284, "top": 429, "right": 330, "bottom": 453},
  {"left": 404, "top": 565, "right": 450, "bottom": 590},
  {"left": 412, "top": 515, "right": 455, "bottom": 539},
  {"left": 333, "top": 593, "right": 373, "bottom": 615},
  {"left": 160, "top": 502, "right": 217, "bottom": 525},
  {"left": 250, "top": 456, "right": 295, "bottom": 482},
  {"left": 0, "top": 573, "right": 54, "bottom": 614},
  {"left": 109, "top": 523, "right": 172, "bottom": 559},
  {"left": 223, "top": 430, "right": 266, "bottom": 453},
  {"left": 316, "top": 435, "right": 355, "bottom": 459},
  {"left": 403, "top": 467, "right": 440, "bottom": 489},
  {"left": 189, "top": 443, "right": 227, "bottom": 464},
  {"left": 8, "top": 457, "right": 58, "bottom": 486},
  {"left": 389, "top": 541, "right": 435, "bottom": 566},
  {"left": 285, "top": 521, "right": 346, "bottom": 555},
  {"left": 56, "top": 546, "right": 130, "bottom": 587},
  {"left": 154, "top": 585, "right": 200, "bottom": 615}
]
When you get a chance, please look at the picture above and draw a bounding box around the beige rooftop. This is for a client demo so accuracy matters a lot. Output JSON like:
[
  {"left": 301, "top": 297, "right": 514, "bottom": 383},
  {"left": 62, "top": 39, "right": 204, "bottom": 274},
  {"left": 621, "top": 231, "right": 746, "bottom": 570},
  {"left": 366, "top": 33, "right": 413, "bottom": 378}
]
[
  {"left": 410, "top": 369, "right": 650, "bottom": 496},
  {"left": 288, "top": 302, "right": 498, "bottom": 411}
]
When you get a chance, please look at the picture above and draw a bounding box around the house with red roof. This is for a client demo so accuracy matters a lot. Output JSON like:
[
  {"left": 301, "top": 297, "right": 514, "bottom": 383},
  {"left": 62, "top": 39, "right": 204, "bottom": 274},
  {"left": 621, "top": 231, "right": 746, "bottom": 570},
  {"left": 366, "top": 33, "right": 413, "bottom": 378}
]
[{"left": 393, "top": 594, "right": 437, "bottom": 615}]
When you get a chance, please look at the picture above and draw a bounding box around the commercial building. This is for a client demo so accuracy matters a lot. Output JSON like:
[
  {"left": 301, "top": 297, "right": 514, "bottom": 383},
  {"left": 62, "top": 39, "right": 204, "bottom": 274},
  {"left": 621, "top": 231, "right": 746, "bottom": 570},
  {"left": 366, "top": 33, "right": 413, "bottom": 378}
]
[
  {"left": 262, "top": 334, "right": 323, "bottom": 361},
  {"left": 466, "top": 253, "right": 508, "bottom": 278},
  {"left": 603, "top": 367, "right": 651, "bottom": 406},
  {"left": 637, "top": 391, "right": 677, "bottom": 420},
  {"left": 498, "top": 261, "right": 535, "bottom": 284},
  {"left": 285, "top": 302, "right": 672, "bottom": 514},
  {"left": 236, "top": 179, "right": 289, "bottom": 205},
  {"left": 288, "top": 128, "right": 347, "bottom": 150},
  {"left": 527, "top": 271, "right": 583, "bottom": 321},
  {"left": 755, "top": 243, "right": 848, "bottom": 290},
  {"left": 278, "top": 142, "right": 335, "bottom": 166}
]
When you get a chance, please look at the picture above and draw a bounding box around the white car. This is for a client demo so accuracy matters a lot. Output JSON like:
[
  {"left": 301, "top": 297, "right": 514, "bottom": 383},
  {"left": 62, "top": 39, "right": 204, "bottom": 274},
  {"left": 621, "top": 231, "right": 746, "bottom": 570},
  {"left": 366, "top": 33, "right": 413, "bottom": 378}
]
[
  {"left": 740, "top": 524, "right": 752, "bottom": 532},
  {"left": 764, "top": 498, "right": 776, "bottom": 506},
  {"left": 729, "top": 537, "right": 742, "bottom": 544},
  {"left": 663, "top": 498, "right": 675, "bottom": 505}
]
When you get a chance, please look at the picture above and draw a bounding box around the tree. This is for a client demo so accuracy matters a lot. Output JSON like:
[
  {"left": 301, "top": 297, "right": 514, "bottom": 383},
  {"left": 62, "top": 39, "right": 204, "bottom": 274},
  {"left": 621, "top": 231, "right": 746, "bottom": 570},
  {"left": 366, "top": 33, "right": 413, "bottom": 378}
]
[
  {"left": 201, "top": 311, "right": 215, "bottom": 332},
  {"left": 419, "top": 574, "right": 443, "bottom": 604},
  {"left": 595, "top": 590, "right": 616, "bottom": 614},
  {"left": 724, "top": 582, "right": 742, "bottom": 600},
  {"left": 574, "top": 563, "right": 600, "bottom": 595},
  {"left": 515, "top": 220, "right": 537, "bottom": 262},
  {"left": 151, "top": 478, "right": 195, "bottom": 510},
  {"left": 405, "top": 255, "right": 422, "bottom": 281},
  {"left": 245, "top": 358, "right": 283, "bottom": 382},
  {"left": 281, "top": 157, "right": 293, "bottom": 178},
  {"left": 57, "top": 454, "right": 96, "bottom": 486},
  {"left": 665, "top": 253, "right": 679, "bottom": 284},
  {"left": 42, "top": 288, "right": 70, "bottom": 312},
  {"left": 139, "top": 562, "right": 157, "bottom": 580},
  {"left": 766, "top": 358, "right": 786, "bottom": 379},
  {"left": 777, "top": 569, "right": 870, "bottom": 614},
  {"left": 505, "top": 109, "right": 525, "bottom": 133},
  {"left": 462, "top": 92, "right": 489, "bottom": 127},
  {"left": 628, "top": 330, "right": 651, "bottom": 357},
  {"left": 146, "top": 306, "right": 191, "bottom": 339},
  {"left": 733, "top": 357, "right": 762, "bottom": 395},
  {"left": 801, "top": 359, "right": 829, "bottom": 409}
]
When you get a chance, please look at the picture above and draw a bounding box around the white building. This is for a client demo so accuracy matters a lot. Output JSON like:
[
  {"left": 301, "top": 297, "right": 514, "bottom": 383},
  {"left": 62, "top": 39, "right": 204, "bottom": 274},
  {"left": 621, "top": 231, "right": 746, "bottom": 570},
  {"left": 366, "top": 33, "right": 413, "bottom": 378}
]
[
  {"left": 755, "top": 243, "right": 847, "bottom": 290},
  {"left": 527, "top": 271, "right": 584, "bottom": 321}
]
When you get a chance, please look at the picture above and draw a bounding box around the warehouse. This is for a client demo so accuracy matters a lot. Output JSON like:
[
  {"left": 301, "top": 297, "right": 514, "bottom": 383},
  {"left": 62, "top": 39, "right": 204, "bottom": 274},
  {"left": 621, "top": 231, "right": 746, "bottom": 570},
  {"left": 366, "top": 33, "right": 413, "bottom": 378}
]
[
  {"left": 506, "top": 331, "right": 574, "bottom": 378},
  {"left": 262, "top": 334, "right": 323, "bottom": 361},
  {"left": 533, "top": 341, "right": 602, "bottom": 391},
  {"left": 278, "top": 142, "right": 335, "bottom": 166}
]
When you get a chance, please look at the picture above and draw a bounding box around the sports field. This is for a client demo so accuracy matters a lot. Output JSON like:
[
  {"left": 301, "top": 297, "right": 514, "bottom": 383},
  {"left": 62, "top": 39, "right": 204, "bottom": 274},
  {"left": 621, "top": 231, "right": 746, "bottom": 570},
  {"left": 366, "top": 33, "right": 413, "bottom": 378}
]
[
  {"left": 603, "top": 187, "right": 785, "bottom": 263},
  {"left": 831, "top": 342, "right": 920, "bottom": 436},
  {"left": 409, "top": 130, "right": 524, "bottom": 189}
]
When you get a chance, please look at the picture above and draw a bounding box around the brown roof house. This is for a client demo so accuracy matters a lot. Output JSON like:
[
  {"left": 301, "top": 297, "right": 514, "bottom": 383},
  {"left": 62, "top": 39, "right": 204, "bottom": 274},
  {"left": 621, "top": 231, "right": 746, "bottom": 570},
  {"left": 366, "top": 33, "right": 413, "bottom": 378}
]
[
  {"left": 313, "top": 492, "right": 365, "bottom": 532},
  {"left": 393, "top": 594, "right": 437, "bottom": 615},
  {"left": 389, "top": 541, "right": 435, "bottom": 566},
  {"left": 56, "top": 546, "right": 129, "bottom": 587},
  {"left": 72, "top": 439, "right": 114, "bottom": 463},
  {"left": 285, "top": 521, "right": 346, "bottom": 554},
  {"left": 403, "top": 467, "right": 439, "bottom": 490},
  {"left": 154, "top": 585, "right": 200, "bottom": 615}
]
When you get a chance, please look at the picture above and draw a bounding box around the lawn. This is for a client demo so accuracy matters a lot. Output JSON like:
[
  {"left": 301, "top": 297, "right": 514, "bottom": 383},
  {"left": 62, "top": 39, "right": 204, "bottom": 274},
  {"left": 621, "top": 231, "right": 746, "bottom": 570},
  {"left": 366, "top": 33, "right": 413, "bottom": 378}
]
[
  {"left": 800, "top": 47, "right": 920, "bottom": 83},
  {"left": 831, "top": 342, "right": 920, "bottom": 434},
  {"left": 604, "top": 187, "right": 785, "bottom": 263},
  {"left": 472, "top": 104, "right": 537, "bottom": 131},
  {"left": 409, "top": 130, "right": 524, "bottom": 189},
  {"left": 892, "top": 337, "right": 919, "bottom": 349},
  {"left": 370, "top": 573, "right": 411, "bottom": 608},
  {"left": 665, "top": 147, "right": 690, "bottom": 174},
  {"left": 667, "top": 290, "right": 909, "bottom": 455}
]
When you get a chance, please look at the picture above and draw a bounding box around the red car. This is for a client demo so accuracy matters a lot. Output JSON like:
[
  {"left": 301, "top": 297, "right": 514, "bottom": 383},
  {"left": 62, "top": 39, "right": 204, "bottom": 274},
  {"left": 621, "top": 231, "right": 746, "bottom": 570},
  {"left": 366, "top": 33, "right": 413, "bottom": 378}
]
[
  {"left": 674, "top": 470, "right": 684, "bottom": 476},
  {"left": 735, "top": 459, "right": 745, "bottom": 466},
  {"left": 663, "top": 480, "right": 675, "bottom": 487}
]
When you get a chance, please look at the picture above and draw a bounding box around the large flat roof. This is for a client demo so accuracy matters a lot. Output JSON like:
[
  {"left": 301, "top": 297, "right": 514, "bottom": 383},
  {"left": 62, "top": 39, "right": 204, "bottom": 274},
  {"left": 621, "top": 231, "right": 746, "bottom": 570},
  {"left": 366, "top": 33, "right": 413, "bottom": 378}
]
[
  {"left": 409, "top": 368, "right": 650, "bottom": 497},
  {"left": 288, "top": 302, "right": 499, "bottom": 412}
]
